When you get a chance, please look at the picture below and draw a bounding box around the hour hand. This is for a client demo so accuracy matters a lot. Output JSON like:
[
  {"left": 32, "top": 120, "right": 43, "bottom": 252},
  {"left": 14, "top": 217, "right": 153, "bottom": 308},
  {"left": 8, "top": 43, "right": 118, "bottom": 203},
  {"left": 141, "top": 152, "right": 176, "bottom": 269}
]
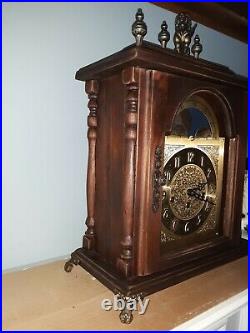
[
  {"left": 192, "top": 182, "right": 207, "bottom": 191},
  {"left": 187, "top": 188, "right": 205, "bottom": 201},
  {"left": 197, "top": 182, "right": 207, "bottom": 191}
]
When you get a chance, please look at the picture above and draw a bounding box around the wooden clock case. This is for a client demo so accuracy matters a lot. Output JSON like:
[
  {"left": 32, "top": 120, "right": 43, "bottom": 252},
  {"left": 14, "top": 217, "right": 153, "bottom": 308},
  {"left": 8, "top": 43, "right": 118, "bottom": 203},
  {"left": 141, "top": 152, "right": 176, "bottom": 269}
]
[
  {"left": 65, "top": 41, "right": 247, "bottom": 295},
  {"left": 65, "top": 12, "right": 247, "bottom": 322}
]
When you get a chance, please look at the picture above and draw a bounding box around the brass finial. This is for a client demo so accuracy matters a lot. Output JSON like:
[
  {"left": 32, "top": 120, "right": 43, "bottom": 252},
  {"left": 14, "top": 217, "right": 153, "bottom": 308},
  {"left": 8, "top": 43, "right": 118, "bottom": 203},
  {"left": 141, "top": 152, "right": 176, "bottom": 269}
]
[
  {"left": 132, "top": 8, "right": 147, "bottom": 46},
  {"left": 173, "top": 12, "right": 197, "bottom": 55},
  {"left": 158, "top": 21, "right": 170, "bottom": 48},
  {"left": 191, "top": 34, "right": 203, "bottom": 59}
]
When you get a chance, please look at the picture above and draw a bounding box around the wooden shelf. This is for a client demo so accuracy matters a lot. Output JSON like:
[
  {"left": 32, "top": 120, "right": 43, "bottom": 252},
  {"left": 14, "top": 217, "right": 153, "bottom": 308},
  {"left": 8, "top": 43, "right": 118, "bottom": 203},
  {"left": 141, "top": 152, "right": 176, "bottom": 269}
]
[{"left": 2, "top": 256, "right": 248, "bottom": 330}]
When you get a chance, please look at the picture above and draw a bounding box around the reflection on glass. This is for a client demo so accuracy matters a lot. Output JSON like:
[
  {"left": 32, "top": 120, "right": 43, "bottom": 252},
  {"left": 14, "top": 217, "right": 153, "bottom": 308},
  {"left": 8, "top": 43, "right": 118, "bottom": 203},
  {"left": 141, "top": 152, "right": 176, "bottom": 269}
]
[{"left": 171, "top": 108, "right": 212, "bottom": 137}]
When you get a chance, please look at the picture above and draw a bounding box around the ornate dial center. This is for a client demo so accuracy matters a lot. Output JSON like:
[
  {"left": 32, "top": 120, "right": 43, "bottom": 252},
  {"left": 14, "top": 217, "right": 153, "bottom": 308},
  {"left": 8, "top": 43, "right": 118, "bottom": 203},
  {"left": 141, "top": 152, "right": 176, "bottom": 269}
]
[{"left": 169, "top": 164, "right": 207, "bottom": 220}]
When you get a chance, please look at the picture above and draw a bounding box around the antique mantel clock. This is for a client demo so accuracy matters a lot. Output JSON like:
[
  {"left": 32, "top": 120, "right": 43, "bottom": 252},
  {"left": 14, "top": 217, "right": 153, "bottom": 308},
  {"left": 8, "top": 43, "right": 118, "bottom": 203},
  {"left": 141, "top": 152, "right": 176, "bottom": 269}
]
[{"left": 65, "top": 10, "right": 247, "bottom": 323}]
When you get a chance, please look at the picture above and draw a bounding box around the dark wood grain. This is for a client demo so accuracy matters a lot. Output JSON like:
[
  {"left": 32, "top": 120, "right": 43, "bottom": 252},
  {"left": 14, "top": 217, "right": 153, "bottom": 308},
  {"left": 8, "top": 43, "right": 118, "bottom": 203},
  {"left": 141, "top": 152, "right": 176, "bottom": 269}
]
[
  {"left": 116, "top": 67, "right": 139, "bottom": 277},
  {"left": 94, "top": 73, "right": 125, "bottom": 264},
  {"left": 75, "top": 42, "right": 246, "bottom": 88},
  {"left": 82, "top": 80, "right": 99, "bottom": 250},
  {"left": 71, "top": 239, "right": 247, "bottom": 297}
]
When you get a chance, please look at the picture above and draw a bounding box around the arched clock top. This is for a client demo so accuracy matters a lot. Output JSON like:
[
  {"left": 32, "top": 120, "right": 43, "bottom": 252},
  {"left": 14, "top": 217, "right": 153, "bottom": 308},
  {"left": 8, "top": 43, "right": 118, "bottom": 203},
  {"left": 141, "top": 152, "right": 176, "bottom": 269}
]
[{"left": 169, "top": 89, "right": 235, "bottom": 139}]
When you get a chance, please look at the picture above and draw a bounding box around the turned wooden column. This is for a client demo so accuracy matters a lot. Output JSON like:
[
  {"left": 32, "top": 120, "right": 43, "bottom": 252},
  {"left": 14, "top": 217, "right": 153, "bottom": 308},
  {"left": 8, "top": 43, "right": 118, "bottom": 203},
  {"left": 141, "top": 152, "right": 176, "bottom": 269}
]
[
  {"left": 82, "top": 80, "right": 99, "bottom": 250},
  {"left": 117, "top": 67, "right": 139, "bottom": 277}
]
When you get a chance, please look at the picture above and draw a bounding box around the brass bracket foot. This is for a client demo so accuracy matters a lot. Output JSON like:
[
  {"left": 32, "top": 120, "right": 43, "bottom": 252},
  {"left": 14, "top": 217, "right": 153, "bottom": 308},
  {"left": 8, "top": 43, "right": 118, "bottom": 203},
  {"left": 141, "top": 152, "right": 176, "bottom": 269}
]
[
  {"left": 116, "top": 292, "right": 145, "bottom": 324},
  {"left": 64, "top": 257, "right": 80, "bottom": 273},
  {"left": 119, "top": 308, "right": 133, "bottom": 324}
]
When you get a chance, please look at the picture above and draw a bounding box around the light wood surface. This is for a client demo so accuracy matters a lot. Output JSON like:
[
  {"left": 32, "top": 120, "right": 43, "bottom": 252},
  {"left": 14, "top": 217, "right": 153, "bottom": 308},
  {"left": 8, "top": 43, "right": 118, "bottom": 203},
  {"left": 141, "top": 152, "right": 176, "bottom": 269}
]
[{"left": 3, "top": 256, "right": 247, "bottom": 331}]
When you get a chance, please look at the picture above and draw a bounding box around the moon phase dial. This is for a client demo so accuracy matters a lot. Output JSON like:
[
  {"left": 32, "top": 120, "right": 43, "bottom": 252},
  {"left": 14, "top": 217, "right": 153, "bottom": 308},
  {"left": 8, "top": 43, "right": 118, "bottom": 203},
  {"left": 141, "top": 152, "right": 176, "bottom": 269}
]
[{"left": 161, "top": 147, "right": 216, "bottom": 235}]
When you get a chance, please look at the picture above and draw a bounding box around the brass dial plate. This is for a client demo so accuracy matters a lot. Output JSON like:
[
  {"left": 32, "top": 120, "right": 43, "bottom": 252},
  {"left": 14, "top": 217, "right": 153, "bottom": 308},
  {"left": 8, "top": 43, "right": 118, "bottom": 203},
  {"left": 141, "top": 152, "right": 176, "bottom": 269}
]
[{"left": 161, "top": 136, "right": 224, "bottom": 247}]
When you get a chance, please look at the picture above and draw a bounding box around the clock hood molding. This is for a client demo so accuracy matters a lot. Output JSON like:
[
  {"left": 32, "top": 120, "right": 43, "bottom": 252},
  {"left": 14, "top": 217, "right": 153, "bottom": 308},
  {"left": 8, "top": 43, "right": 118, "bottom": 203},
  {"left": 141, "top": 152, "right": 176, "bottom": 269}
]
[{"left": 75, "top": 42, "right": 247, "bottom": 89}]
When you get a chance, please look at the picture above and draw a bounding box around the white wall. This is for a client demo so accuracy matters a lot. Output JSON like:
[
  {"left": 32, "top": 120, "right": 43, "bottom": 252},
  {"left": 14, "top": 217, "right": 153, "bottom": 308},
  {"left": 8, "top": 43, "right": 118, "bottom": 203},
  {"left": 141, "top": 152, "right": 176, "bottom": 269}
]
[{"left": 3, "top": 2, "right": 248, "bottom": 270}]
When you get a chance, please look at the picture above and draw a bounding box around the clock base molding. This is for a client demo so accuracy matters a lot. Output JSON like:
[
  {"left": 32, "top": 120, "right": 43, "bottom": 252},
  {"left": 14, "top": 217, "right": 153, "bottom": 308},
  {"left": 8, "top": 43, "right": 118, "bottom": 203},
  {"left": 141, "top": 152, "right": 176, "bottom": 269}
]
[{"left": 65, "top": 239, "right": 247, "bottom": 297}]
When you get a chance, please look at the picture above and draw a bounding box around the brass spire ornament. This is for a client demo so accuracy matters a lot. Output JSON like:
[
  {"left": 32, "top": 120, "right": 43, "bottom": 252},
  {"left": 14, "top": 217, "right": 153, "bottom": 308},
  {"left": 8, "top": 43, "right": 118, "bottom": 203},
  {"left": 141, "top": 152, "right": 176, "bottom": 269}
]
[
  {"left": 158, "top": 20, "right": 170, "bottom": 48},
  {"left": 132, "top": 8, "right": 147, "bottom": 46},
  {"left": 191, "top": 34, "right": 203, "bottom": 59},
  {"left": 173, "top": 12, "right": 197, "bottom": 55}
]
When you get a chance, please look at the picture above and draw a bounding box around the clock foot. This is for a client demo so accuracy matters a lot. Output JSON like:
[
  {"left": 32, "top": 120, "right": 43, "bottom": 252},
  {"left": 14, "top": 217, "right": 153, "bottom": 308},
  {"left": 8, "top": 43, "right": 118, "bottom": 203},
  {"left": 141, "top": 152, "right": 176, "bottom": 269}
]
[
  {"left": 116, "top": 292, "right": 145, "bottom": 324},
  {"left": 64, "top": 260, "right": 74, "bottom": 272},
  {"left": 119, "top": 308, "right": 133, "bottom": 324},
  {"left": 64, "top": 257, "right": 80, "bottom": 273}
]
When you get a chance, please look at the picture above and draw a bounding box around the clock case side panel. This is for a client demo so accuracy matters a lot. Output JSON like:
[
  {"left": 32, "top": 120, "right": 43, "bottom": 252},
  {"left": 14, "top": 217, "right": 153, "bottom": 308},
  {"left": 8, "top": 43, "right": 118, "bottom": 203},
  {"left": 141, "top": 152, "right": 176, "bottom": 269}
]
[
  {"left": 223, "top": 89, "right": 248, "bottom": 244},
  {"left": 136, "top": 70, "right": 248, "bottom": 276},
  {"left": 134, "top": 69, "right": 169, "bottom": 276},
  {"left": 83, "top": 68, "right": 148, "bottom": 278},
  {"left": 88, "top": 73, "right": 128, "bottom": 271}
]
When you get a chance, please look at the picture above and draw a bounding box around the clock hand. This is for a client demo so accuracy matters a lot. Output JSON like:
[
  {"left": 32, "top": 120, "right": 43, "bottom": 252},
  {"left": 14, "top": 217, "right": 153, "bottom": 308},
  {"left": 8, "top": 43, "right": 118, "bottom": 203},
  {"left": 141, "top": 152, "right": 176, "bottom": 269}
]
[
  {"left": 191, "top": 182, "right": 207, "bottom": 192},
  {"left": 197, "top": 182, "right": 207, "bottom": 191},
  {"left": 187, "top": 188, "right": 205, "bottom": 200},
  {"left": 203, "top": 196, "right": 215, "bottom": 205},
  {"left": 187, "top": 188, "right": 215, "bottom": 205}
]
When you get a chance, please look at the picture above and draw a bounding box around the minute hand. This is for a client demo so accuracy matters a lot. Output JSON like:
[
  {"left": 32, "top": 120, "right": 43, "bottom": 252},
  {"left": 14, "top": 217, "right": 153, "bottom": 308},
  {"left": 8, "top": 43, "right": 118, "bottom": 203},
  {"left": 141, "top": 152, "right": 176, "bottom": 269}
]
[{"left": 187, "top": 189, "right": 215, "bottom": 205}]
